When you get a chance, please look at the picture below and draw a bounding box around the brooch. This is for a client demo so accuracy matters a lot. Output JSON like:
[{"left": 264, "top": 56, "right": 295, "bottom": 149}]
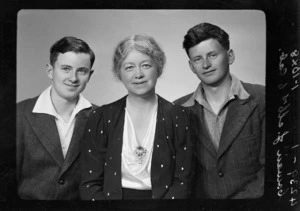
[{"left": 134, "top": 146, "right": 147, "bottom": 164}]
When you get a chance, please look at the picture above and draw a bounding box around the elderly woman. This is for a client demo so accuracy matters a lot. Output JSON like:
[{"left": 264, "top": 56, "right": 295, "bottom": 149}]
[{"left": 80, "top": 35, "right": 195, "bottom": 200}]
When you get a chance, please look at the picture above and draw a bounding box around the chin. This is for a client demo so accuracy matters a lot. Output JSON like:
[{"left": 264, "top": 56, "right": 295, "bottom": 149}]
[
  {"left": 64, "top": 94, "right": 80, "bottom": 101},
  {"left": 130, "top": 91, "right": 151, "bottom": 97}
]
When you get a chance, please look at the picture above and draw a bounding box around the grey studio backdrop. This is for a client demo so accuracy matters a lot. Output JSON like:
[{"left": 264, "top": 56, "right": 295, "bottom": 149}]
[{"left": 17, "top": 10, "right": 266, "bottom": 106}]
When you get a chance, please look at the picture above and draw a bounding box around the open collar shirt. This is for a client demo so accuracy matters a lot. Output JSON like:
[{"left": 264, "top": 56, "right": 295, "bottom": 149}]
[
  {"left": 192, "top": 74, "right": 250, "bottom": 151},
  {"left": 32, "top": 85, "right": 92, "bottom": 157}
]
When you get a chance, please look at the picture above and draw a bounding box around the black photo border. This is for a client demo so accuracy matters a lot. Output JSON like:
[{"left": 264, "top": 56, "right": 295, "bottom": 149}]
[{"left": 0, "top": 0, "right": 299, "bottom": 210}]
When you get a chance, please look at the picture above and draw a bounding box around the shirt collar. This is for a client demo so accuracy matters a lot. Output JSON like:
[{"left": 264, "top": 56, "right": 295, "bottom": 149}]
[
  {"left": 192, "top": 74, "right": 250, "bottom": 106},
  {"left": 33, "top": 85, "right": 92, "bottom": 118}
]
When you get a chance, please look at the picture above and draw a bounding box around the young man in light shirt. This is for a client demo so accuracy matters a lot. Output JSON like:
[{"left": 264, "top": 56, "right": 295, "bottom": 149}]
[
  {"left": 17, "top": 36, "right": 97, "bottom": 200},
  {"left": 174, "top": 22, "right": 265, "bottom": 199}
]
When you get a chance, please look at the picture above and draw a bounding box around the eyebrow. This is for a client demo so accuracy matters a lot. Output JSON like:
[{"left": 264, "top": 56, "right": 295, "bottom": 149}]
[
  {"left": 191, "top": 55, "right": 202, "bottom": 60},
  {"left": 123, "top": 62, "right": 134, "bottom": 65},
  {"left": 192, "top": 51, "right": 218, "bottom": 58},
  {"left": 60, "top": 64, "right": 72, "bottom": 68},
  {"left": 142, "top": 59, "right": 151, "bottom": 61},
  {"left": 60, "top": 65, "right": 90, "bottom": 69},
  {"left": 123, "top": 60, "right": 152, "bottom": 64},
  {"left": 77, "top": 67, "right": 90, "bottom": 71}
]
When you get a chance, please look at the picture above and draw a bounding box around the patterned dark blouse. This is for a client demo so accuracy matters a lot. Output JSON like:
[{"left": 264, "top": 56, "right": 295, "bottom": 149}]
[{"left": 80, "top": 95, "right": 196, "bottom": 200}]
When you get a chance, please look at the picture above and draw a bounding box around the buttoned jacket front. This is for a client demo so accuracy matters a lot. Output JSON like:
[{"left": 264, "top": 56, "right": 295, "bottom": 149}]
[
  {"left": 174, "top": 82, "right": 265, "bottom": 199},
  {"left": 80, "top": 95, "right": 195, "bottom": 200},
  {"left": 17, "top": 97, "right": 95, "bottom": 200}
]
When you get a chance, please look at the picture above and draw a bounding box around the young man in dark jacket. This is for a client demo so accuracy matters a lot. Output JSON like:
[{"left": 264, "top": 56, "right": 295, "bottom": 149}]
[{"left": 174, "top": 22, "right": 265, "bottom": 199}]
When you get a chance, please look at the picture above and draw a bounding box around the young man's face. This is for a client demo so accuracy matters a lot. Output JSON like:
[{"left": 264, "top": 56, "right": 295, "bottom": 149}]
[
  {"left": 188, "top": 38, "right": 234, "bottom": 87},
  {"left": 47, "top": 52, "right": 93, "bottom": 102}
]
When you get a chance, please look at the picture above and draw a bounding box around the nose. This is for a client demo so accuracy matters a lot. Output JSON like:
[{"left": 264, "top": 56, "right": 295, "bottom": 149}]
[
  {"left": 69, "top": 70, "right": 79, "bottom": 82},
  {"left": 203, "top": 57, "right": 211, "bottom": 69},
  {"left": 135, "top": 67, "right": 144, "bottom": 79}
]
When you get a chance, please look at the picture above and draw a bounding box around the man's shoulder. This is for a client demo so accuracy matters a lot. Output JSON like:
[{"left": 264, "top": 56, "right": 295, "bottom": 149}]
[
  {"left": 241, "top": 82, "right": 265, "bottom": 112},
  {"left": 17, "top": 97, "right": 38, "bottom": 113},
  {"left": 242, "top": 82, "right": 265, "bottom": 95},
  {"left": 173, "top": 93, "right": 194, "bottom": 107},
  {"left": 242, "top": 82, "right": 265, "bottom": 102}
]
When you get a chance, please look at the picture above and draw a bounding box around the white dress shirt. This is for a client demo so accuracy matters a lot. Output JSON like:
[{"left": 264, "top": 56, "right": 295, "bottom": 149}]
[{"left": 32, "top": 86, "right": 92, "bottom": 158}]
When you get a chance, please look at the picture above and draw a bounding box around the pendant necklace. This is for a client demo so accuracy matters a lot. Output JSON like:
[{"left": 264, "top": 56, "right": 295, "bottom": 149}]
[
  {"left": 134, "top": 146, "right": 147, "bottom": 164},
  {"left": 127, "top": 95, "right": 157, "bottom": 165}
]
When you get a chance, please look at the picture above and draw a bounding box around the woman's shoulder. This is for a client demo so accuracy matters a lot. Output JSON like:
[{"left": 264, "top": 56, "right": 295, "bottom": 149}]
[
  {"left": 88, "top": 96, "right": 127, "bottom": 120},
  {"left": 94, "top": 96, "right": 127, "bottom": 112},
  {"left": 158, "top": 95, "right": 190, "bottom": 115}
]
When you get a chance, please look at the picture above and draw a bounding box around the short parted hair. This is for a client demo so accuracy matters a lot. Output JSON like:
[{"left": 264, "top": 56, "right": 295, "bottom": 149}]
[
  {"left": 112, "top": 35, "right": 166, "bottom": 80},
  {"left": 49, "top": 36, "right": 95, "bottom": 68},
  {"left": 183, "top": 22, "right": 230, "bottom": 57}
]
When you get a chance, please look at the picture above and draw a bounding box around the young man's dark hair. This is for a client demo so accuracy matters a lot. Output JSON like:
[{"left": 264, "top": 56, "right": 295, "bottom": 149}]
[
  {"left": 50, "top": 36, "right": 95, "bottom": 67},
  {"left": 183, "top": 22, "right": 230, "bottom": 56}
]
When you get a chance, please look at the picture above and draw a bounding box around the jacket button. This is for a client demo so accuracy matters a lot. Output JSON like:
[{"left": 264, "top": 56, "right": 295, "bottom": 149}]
[
  {"left": 59, "top": 179, "right": 65, "bottom": 185},
  {"left": 218, "top": 171, "right": 224, "bottom": 177}
]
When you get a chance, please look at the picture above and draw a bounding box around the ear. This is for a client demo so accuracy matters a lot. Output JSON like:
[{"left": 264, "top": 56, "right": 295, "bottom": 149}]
[
  {"left": 188, "top": 60, "right": 196, "bottom": 74},
  {"left": 88, "top": 70, "right": 94, "bottom": 81},
  {"left": 228, "top": 49, "right": 235, "bottom": 65},
  {"left": 46, "top": 64, "right": 54, "bottom": 80}
]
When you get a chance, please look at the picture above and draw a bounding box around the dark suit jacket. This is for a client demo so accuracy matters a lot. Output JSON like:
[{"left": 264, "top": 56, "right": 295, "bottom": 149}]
[
  {"left": 174, "top": 82, "right": 265, "bottom": 199},
  {"left": 80, "top": 95, "right": 195, "bottom": 200},
  {"left": 17, "top": 97, "right": 95, "bottom": 200}
]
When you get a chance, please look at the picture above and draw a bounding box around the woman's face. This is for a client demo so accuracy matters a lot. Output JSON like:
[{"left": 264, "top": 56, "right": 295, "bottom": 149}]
[{"left": 120, "top": 50, "right": 158, "bottom": 98}]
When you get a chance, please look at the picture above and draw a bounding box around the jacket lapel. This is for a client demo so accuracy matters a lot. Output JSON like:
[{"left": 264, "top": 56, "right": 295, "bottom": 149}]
[
  {"left": 217, "top": 98, "right": 257, "bottom": 159},
  {"left": 60, "top": 108, "right": 90, "bottom": 174},
  {"left": 26, "top": 112, "right": 64, "bottom": 167},
  {"left": 193, "top": 103, "right": 217, "bottom": 157},
  {"left": 151, "top": 96, "right": 165, "bottom": 181}
]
